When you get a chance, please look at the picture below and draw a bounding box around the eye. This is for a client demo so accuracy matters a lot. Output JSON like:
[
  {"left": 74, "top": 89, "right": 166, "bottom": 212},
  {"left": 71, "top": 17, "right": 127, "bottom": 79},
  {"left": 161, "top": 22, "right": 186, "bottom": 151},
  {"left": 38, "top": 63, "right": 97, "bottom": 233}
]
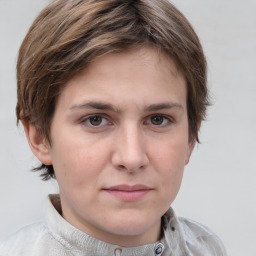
[
  {"left": 89, "top": 115, "right": 103, "bottom": 126},
  {"left": 145, "top": 114, "right": 172, "bottom": 127},
  {"left": 150, "top": 115, "right": 165, "bottom": 125},
  {"left": 81, "top": 115, "right": 110, "bottom": 127}
]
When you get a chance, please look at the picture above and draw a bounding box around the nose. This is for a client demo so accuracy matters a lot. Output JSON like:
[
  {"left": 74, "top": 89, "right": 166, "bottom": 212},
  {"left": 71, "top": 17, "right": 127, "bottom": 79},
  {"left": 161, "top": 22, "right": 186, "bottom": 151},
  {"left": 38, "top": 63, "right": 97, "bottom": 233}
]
[{"left": 111, "top": 124, "right": 149, "bottom": 173}]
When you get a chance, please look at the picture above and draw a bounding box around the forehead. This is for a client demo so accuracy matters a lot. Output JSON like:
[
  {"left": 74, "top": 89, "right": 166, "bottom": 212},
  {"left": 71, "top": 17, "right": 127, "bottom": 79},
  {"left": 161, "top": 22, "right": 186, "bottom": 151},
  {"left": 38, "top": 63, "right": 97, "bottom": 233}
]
[
  {"left": 85, "top": 46, "right": 183, "bottom": 79},
  {"left": 56, "top": 46, "right": 186, "bottom": 111}
]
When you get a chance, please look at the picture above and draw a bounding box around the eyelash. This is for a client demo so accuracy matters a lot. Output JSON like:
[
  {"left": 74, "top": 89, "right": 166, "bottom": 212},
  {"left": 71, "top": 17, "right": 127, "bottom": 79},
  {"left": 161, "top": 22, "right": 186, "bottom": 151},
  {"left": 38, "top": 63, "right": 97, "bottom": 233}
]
[
  {"left": 144, "top": 114, "right": 173, "bottom": 127},
  {"left": 79, "top": 114, "right": 173, "bottom": 128},
  {"left": 80, "top": 114, "right": 111, "bottom": 128}
]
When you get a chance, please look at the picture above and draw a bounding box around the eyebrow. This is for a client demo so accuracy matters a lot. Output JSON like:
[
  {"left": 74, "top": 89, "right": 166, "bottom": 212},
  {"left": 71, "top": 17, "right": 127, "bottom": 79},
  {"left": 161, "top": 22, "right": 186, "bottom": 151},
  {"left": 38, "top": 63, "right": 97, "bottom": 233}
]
[
  {"left": 69, "top": 101, "right": 120, "bottom": 112},
  {"left": 69, "top": 101, "right": 183, "bottom": 112},
  {"left": 144, "top": 102, "right": 184, "bottom": 112}
]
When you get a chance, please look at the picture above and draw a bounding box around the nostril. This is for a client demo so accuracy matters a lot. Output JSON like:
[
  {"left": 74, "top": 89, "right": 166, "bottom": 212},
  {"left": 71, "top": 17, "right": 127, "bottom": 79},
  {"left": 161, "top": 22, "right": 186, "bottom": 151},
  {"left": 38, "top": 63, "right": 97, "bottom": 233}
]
[
  {"left": 117, "top": 164, "right": 126, "bottom": 170},
  {"left": 116, "top": 164, "right": 146, "bottom": 173}
]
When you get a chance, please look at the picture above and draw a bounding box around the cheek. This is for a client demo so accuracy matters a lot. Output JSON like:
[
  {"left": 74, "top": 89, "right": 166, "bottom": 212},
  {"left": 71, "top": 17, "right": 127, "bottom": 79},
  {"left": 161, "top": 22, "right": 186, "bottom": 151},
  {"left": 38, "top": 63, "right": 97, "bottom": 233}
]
[
  {"left": 151, "top": 138, "right": 188, "bottom": 188},
  {"left": 152, "top": 136, "right": 188, "bottom": 168},
  {"left": 50, "top": 135, "right": 109, "bottom": 186}
]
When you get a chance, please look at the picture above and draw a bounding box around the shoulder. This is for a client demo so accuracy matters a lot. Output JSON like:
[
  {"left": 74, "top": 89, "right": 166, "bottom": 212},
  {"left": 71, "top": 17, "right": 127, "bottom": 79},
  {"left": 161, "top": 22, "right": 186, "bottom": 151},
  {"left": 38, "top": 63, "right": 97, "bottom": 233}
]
[
  {"left": 0, "top": 221, "right": 48, "bottom": 255},
  {"left": 177, "top": 217, "right": 227, "bottom": 256},
  {"left": 178, "top": 217, "right": 219, "bottom": 237}
]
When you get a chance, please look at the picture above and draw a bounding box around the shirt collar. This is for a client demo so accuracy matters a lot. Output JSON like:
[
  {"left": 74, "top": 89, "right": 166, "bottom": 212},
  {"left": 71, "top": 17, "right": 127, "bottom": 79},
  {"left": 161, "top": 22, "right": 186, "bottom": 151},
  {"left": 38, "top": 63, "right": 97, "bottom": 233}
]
[{"left": 45, "top": 194, "right": 173, "bottom": 256}]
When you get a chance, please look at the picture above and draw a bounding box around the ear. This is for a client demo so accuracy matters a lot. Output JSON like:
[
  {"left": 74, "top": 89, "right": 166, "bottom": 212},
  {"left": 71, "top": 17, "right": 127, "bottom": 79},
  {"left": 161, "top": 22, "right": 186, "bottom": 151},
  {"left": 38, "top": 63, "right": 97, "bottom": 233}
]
[
  {"left": 185, "top": 140, "right": 196, "bottom": 165},
  {"left": 185, "top": 121, "right": 201, "bottom": 164},
  {"left": 22, "top": 120, "right": 52, "bottom": 165}
]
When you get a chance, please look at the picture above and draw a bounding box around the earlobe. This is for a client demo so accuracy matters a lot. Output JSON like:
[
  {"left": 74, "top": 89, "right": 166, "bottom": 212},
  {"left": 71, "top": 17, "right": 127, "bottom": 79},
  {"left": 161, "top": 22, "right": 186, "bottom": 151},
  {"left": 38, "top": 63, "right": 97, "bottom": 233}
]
[
  {"left": 22, "top": 120, "right": 52, "bottom": 165},
  {"left": 185, "top": 122, "right": 201, "bottom": 165},
  {"left": 185, "top": 141, "right": 195, "bottom": 165}
]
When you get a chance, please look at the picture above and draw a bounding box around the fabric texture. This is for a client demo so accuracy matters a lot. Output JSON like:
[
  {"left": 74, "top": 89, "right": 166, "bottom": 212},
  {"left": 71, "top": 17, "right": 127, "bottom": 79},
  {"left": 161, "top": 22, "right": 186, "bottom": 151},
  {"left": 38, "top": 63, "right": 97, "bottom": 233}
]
[{"left": 0, "top": 194, "right": 227, "bottom": 256}]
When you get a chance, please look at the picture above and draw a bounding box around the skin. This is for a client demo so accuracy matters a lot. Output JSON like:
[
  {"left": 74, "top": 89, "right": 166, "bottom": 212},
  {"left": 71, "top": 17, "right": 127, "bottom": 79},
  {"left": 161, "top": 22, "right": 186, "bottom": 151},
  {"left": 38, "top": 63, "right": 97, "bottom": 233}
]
[{"left": 24, "top": 46, "right": 194, "bottom": 247}]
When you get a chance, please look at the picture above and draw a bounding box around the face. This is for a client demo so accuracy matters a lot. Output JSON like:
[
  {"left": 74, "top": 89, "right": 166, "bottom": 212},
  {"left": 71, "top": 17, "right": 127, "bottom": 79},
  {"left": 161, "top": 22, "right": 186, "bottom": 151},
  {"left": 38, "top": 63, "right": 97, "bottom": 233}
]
[{"left": 30, "top": 46, "right": 194, "bottom": 246}]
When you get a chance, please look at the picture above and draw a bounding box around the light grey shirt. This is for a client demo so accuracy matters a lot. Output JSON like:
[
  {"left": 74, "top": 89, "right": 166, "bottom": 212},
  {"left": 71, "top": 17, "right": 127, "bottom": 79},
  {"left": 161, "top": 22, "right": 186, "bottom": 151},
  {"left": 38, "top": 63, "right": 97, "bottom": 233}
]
[{"left": 0, "top": 194, "right": 227, "bottom": 256}]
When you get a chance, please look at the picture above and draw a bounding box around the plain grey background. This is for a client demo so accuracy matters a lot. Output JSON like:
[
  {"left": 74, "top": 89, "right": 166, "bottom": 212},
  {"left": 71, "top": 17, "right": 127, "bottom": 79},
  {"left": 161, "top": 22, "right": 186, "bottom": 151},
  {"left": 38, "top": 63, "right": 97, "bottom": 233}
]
[{"left": 0, "top": 0, "right": 255, "bottom": 255}]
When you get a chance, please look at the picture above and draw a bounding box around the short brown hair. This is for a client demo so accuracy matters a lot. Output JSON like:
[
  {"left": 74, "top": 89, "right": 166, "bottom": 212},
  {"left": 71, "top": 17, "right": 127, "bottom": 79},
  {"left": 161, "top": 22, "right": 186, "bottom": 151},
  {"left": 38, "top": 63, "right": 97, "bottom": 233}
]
[{"left": 16, "top": 0, "right": 209, "bottom": 180}]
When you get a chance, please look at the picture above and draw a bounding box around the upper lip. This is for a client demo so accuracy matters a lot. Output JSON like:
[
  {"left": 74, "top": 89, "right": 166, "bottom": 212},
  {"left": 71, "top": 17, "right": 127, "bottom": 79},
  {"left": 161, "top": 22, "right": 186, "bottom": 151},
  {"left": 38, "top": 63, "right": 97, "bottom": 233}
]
[{"left": 104, "top": 184, "right": 152, "bottom": 191}]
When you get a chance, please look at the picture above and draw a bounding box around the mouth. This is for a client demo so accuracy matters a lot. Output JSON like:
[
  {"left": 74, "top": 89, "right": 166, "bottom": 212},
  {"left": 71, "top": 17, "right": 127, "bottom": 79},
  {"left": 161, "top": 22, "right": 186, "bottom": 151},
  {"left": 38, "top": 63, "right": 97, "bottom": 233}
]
[{"left": 103, "top": 184, "right": 153, "bottom": 202}]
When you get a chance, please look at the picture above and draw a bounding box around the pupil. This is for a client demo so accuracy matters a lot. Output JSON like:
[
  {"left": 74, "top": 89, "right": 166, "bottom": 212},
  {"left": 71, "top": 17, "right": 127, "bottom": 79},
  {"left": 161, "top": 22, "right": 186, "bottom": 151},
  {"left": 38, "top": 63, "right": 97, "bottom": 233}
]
[
  {"left": 151, "top": 116, "right": 163, "bottom": 125},
  {"left": 90, "top": 116, "right": 102, "bottom": 126}
]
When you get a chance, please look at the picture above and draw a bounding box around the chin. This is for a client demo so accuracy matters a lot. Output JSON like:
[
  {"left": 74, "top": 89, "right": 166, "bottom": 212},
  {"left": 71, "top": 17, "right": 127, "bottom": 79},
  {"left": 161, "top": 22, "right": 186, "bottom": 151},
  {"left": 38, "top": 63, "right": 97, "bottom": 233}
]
[{"left": 102, "top": 215, "right": 160, "bottom": 238}]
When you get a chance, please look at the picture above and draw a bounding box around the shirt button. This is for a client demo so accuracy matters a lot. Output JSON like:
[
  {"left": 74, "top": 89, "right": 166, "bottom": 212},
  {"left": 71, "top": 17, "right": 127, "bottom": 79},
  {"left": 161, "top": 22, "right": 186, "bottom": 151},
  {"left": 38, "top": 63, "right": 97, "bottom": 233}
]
[
  {"left": 114, "top": 248, "right": 122, "bottom": 256},
  {"left": 154, "top": 242, "right": 165, "bottom": 256}
]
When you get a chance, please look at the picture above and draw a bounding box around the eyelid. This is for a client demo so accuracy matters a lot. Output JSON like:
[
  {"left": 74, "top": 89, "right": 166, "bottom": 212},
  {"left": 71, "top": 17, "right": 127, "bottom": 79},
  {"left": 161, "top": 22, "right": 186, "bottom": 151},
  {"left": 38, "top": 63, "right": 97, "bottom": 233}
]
[
  {"left": 79, "top": 113, "right": 112, "bottom": 127},
  {"left": 78, "top": 113, "right": 174, "bottom": 128},
  {"left": 144, "top": 114, "right": 174, "bottom": 126}
]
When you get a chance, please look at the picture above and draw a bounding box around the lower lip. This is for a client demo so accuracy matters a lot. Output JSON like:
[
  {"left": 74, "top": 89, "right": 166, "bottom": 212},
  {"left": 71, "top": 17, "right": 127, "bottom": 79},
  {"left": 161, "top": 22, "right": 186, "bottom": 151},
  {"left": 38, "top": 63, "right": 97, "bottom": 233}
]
[{"left": 104, "top": 190, "right": 151, "bottom": 202}]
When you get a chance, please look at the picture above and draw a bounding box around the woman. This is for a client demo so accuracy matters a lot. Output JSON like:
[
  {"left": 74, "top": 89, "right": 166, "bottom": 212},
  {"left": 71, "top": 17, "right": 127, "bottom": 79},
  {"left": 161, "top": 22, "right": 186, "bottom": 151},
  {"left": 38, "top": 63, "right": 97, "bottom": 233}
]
[{"left": 0, "top": 0, "right": 227, "bottom": 255}]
